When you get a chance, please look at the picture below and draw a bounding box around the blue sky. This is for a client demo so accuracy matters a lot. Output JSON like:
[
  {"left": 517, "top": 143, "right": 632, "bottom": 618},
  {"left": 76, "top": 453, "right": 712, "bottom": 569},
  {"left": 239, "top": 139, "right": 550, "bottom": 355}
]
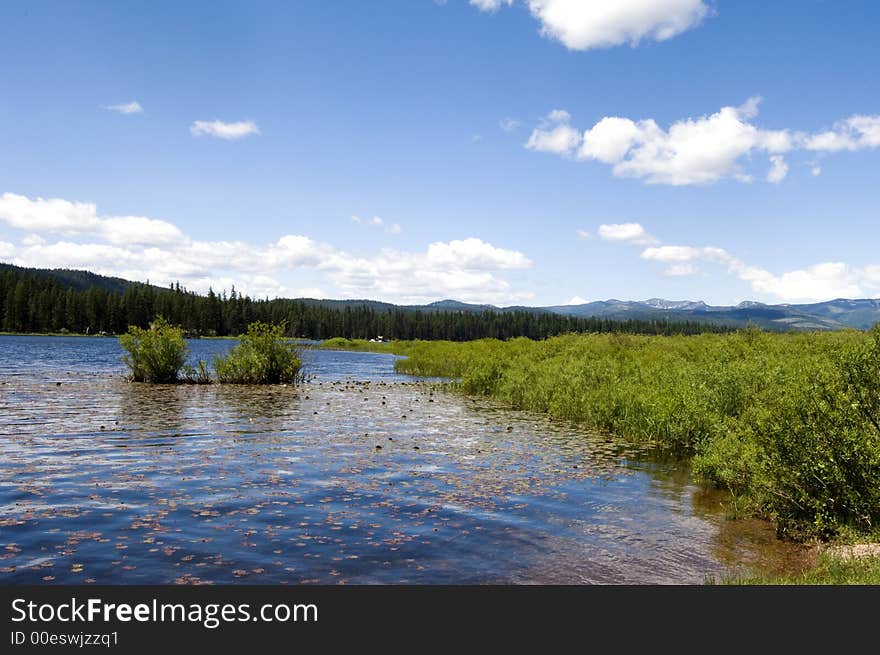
[{"left": 1, "top": 0, "right": 878, "bottom": 306}]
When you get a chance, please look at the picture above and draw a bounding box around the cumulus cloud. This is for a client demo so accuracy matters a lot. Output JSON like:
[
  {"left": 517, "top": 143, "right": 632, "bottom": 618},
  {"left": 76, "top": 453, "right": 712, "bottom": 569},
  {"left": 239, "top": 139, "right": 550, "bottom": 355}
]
[
  {"left": 0, "top": 193, "right": 186, "bottom": 247},
  {"left": 425, "top": 238, "right": 531, "bottom": 270},
  {"left": 804, "top": 115, "right": 880, "bottom": 152},
  {"left": 0, "top": 192, "right": 532, "bottom": 305},
  {"left": 469, "top": 0, "right": 709, "bottom": 50},
  {"left": 740, "top": 262, "right": 866, "bottom": 302},
  {"left": 98, "top": 216, "right": 186, "bottom": 246},
  {"left": 576, "top": 229, "right": 591, "bottom": 240},
  {"left": 0, "top": 193, "right": 101, "bottom": 232},
  {"left": 525, "top": 109, "right": 582, "bottom": 156},
  {"left": 598, "top": 222, "right": 657, "bottom": 245},
  {"left": 634, "top": 230, "right": 878, "bottom": 302},
  {"left": 527, "top": 98, "right": 880, "bottom": 185},
  {"left": 526, "top": 0, "right": 710, "bottom": 50},
  {"left": 190, "top": 119, "right": 260, "bottom": 140},
  {"left": 105, "top": 101, "right": 143, "bottom": 114}
]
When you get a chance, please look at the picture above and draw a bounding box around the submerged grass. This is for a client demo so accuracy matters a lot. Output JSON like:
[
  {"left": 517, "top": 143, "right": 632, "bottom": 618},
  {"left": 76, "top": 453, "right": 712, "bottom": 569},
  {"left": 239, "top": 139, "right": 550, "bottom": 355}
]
[{"left": 349, "top": 327, "right": 880, "bottom": 541}]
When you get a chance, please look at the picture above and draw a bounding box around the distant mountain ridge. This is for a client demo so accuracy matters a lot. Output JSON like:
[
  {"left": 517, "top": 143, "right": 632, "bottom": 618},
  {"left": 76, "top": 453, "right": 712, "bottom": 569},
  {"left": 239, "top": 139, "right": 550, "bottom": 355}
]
[
  {"left": 0, "top": 263, "right": 141, "bottom": 295},
  {"left": 2, "top": 262, "right": 879, "bottom": 330},
  {"left": 544, "top": 298, "right": 880, "bottom": 330}
]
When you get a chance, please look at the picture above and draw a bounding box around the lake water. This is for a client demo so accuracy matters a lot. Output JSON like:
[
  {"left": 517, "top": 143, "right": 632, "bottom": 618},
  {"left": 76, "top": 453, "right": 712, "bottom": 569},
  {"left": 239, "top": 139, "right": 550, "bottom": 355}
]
[{"left": 0, "top": 335, "right": 810, "bottom": 584}]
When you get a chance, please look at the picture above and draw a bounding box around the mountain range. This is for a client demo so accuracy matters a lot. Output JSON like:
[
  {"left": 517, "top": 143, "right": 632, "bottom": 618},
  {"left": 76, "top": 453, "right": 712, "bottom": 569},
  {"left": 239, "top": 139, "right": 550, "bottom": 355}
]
[
  {"left": 302, "top": 297, "right": 880, "bottom": 331},
  {"left": 3, "top": 263, "right": 879, "bottom": 331}
]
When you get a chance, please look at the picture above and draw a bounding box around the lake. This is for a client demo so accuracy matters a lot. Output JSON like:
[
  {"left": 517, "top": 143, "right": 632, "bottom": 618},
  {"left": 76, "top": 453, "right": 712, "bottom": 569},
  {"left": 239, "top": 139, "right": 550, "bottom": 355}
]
[{"left": 0, "top": 335, "right": 810, "bottom": 584}]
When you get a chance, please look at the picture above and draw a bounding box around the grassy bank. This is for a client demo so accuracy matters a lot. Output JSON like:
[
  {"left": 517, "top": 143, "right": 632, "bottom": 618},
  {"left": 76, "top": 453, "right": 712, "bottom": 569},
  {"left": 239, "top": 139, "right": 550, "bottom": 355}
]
[
  {"left": 317, "top": 337, "right": 397, "bottom": 353},
  {"left": 328, "top": 329, "right": 880, "bottom": 542},
  {"left": 721, "top": 552, "right": 880, "bottom": 585}
]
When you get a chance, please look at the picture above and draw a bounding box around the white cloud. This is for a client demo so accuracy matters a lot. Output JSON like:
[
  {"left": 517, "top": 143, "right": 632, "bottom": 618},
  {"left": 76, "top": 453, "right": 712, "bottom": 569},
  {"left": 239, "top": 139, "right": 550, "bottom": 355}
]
[
  {"left": 579, "top": 116, "right": 646, "bottom": 164},
  {"left": 470, "top": 0, "right": 513, "bottom": 12},
  {"left": 1, "top": 192, "right": 532, "bottom": 305},
  {"left": 740, "top": 262, "right": 864, "bottom": 302},
  {"left": 470, "top": 0, "right": 710, "bottom": 50},
  {"left": 525, "top": 109, "right": 582, "bottom": 156},
  {"left": 588, "top": 97, "right": 790, "bottom": 185},
  {"left": 641, "top": 245, "right": 706, "bottom": 262},
  {"left": 576, "top": 229, "right": 591, "bottom": 240},
  {"left": 804, "top": 115, "right": 880, "bottom": 152},
  {"left": 16, "top": 241, "right": 144, "bottom": 271},
  {"left": 598, "top": 222, "right": 657, "bottom": 245},
  {"left": 105, "top": 101, "right": 143, "bottom": 114},
  {"left": 767, "top": 155, "right": 788, "bottom": 183},
  {"left": 499, "top": 117, "right": 521, "bottom": 132},
  {"left": 528, "top": 98, "right": 880, "bottom": 185},
  {"left": 0, "top": 193, "right": 101, "bottom": 232},
  {"left": 811, "top": 164, "right": 822, "bottom": 176},
  {"left": 425, "top": 238, "right": 531, "bottom": 270},
  {"left": 98, "top": 216, "right": 186, "bottom": 246},
  {"left": 190, "top": 119, "right": 260, "bottom": 140},
  {"left": 526, "top": 0, "right": 710, "bottom": 50},
  {"left": 0, "top": 193, "right": 184, "bottom": 247},
  {"left": 634, "top": 230, "right": 877, "bottom": 302}
]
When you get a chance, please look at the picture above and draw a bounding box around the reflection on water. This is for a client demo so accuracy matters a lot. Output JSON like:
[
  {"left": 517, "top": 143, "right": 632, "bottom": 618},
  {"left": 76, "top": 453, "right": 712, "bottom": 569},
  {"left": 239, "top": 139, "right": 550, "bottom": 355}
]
[{"left": 0, "top": 336, "right": 810, "bottom": 584}]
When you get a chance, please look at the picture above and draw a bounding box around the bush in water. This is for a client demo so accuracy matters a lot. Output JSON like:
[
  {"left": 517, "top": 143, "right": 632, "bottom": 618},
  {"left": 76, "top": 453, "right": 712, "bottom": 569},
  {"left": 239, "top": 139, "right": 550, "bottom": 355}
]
[
  {"left": 118, "top": 315, "right": 188, "bottom": 383},
  {"left": 214, "top": 321, "right": 304, "bottom": 384}
]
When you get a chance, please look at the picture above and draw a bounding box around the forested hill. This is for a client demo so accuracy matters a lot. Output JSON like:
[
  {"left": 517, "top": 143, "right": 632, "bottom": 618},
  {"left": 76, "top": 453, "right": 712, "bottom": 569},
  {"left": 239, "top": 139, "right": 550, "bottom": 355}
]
[
  {"left": 0, "top": 264, "right": 729, "bottom": 339},
  {"left": 0, "top": 263, "right": 144, "bottom": 295}
]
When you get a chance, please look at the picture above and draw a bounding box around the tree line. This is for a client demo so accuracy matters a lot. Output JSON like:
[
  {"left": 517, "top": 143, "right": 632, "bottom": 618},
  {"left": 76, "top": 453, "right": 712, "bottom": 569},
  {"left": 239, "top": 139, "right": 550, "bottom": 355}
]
[{"left": 0, "top": 267, "right": 733, "bottom": 340}]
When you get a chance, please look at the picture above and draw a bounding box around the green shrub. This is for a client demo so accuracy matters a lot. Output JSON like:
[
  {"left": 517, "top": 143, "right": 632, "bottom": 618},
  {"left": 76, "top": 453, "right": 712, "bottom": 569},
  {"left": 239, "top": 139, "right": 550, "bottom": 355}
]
[
  {"left": 752, "top": 328, "right": 880, "bottom": 539},
  {"left": 214, "top": 321, "right": 304, "bottom": 384},
  {"left": 118, "top": 316, "right": 188, "bottom": 383},
  {"left": 321, "top": 337, "right": 360, "bottom": 350}
]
